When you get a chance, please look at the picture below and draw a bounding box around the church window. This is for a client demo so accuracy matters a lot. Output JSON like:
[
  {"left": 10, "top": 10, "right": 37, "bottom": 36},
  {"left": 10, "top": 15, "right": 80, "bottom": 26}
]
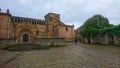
[
  {"left": 66, "top": 27, "right": 68, "bottom": 31},
  {"left": 36, "top": 31, "right": 39, "bottom": 35},
  {"left": 15, "top": 19, "right": 17, "bottom": 23},
  {"left": 29, "top": 20, "right": 31, "bottom": 23}
]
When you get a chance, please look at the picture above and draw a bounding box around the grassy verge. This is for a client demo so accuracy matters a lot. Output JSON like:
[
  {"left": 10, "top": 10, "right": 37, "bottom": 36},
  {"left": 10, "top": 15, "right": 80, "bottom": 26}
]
[
  {"left": 49, "top": 45, "right": 67, "bottom": 47},
  {"left": 2, "top": 43, "right": 67, "bottom": 51},
  {"left": 3, "top": 44, "right": 50, "bottom": 51},
  {"left": 0, "top": 44, "right": 8, "bottom": 50}
]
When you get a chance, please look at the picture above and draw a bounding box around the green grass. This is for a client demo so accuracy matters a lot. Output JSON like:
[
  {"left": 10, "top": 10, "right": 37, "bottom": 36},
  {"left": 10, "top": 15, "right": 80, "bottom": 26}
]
[
  {"left": 2, "top": 43, "right": 67, "bottom": 51},
  {"left": 3, "top": 44, "right": 50, "bottom": 51},
  {"left": 49, "top": 45, "right": 67, "bottom": 47},
  {"left": 0, "top": 44, "right": 8, "bottom": 50}
]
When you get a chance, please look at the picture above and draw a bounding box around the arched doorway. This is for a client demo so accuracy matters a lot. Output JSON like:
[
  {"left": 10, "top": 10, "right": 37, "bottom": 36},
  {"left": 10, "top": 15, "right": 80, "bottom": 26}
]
[
  {"left": 23, "top": 34, "right": 29, "bottom": 42},
  {"left": 107, "top": 33, "right": 114, "bottom": 44},
  {"left": 87, "top": 34, "right": 91, "bottom": 43}
]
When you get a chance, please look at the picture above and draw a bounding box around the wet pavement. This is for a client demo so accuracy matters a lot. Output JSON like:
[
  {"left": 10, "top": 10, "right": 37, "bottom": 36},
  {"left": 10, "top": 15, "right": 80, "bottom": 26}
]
[{"left": 0, "top": 42, "right": 120, "bottom": 68}]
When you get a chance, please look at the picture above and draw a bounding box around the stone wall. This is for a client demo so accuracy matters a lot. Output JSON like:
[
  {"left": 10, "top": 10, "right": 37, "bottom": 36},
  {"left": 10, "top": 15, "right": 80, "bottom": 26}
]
[
  {"left": 54, "top": 25, "right": 75, "bottom": 41},
  {"left": 0, "top": 13, "right": 15, "bottom": 39},
  {"left": 90, "top": 36, "right": 106, "bottom": 44},
  {"left": 34, "top": 38, "right": 65, "bottom": 45},
  {"left": 0, "top": 38, "right": 16, "bottom": 44},
  {"left": 114, "top": 36, "right": 120, "bottom": 45},
  {"left": 0, "top": 12, "right": 75, "bottom": 43},
  {"left": 45, "top": 13, "right": 60, "bottom": 38},
  {"left": 81, "top": 33, "right": 120, "bottom": 45},
  {"left": 36, "top": 25, "right": 46, "bottom": 38}
]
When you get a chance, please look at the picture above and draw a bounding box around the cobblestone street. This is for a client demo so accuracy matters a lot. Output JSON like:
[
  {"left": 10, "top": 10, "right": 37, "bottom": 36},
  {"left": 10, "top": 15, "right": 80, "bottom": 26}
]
[{"left": 0, "top": 43, "right": 120, "bottom": 68}]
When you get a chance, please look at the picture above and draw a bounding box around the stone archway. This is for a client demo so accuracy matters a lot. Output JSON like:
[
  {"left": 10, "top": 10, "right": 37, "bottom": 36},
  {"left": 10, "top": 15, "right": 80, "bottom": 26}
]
[
  {"left": 22, "top": 34, "right": 29, "bottom": 42},
  {"left": 107, "top": 32, "right": 115, "bottom": 45},
  {"left": 87, "top": 36, "right": 91, "bottom": 43},
  {"left": 16, "top": 29, "right": 34, "bottom": 43},
  {"left": 87, "top": 34, "right": 91, "bottom": 43}
]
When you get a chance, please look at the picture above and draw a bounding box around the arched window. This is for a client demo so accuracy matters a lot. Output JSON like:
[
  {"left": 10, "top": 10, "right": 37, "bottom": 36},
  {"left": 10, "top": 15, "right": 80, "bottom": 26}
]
[
  {"left": 107, "top": 33, "right": 114, "bottom": 44},
  {"left": 15, "top": 19, "right": 17, "bottom": 23}
]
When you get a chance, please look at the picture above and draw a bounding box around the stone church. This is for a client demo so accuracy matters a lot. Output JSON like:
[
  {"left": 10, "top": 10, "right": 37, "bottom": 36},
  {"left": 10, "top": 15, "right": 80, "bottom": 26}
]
[{"left": 0, "top": 9, "right": 75, "bottom": 43}]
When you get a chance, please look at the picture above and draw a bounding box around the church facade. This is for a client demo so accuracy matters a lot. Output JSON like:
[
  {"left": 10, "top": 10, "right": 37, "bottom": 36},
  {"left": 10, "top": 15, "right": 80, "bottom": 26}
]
[{"left": 0, "top": 10, "right": 75, "bottom": 43}]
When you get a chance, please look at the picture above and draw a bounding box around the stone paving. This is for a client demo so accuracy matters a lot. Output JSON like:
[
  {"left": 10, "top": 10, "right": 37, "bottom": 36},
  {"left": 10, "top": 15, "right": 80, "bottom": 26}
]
[{"left": 0, "top": 42, "right": 120, "bottom": 68}]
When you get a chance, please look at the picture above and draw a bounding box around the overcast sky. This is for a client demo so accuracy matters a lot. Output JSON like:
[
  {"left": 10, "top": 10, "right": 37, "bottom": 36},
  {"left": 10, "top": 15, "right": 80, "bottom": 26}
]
[{"left": 0, "top": 0, "right": 120, "bottom": 29}]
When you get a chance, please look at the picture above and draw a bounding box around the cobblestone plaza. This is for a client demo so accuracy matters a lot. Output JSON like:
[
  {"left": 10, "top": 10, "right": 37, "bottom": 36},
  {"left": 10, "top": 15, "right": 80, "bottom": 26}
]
[{"left": 0, "top": 43, "right": 120, "bottom": 68}]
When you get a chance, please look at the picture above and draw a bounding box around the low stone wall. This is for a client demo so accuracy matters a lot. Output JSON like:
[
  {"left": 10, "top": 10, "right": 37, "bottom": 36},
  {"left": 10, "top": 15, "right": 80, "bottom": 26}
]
[
  {"left": 34, "top": 38, "right": 65, "bottom": 45},
  {"left": 81, "top": 35, "right": 120, "bottom": 45},
  {"left": 0, "top": 38, "right": 16, "bottom": 44}
]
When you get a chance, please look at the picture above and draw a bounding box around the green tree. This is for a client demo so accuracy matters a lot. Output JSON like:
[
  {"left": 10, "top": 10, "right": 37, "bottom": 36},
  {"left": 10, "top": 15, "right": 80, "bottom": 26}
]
[
  {"left": 80, "top": 14, "right": 112, "bottom": 37},
  {"left": 84, "top": 14, "right": 111, "bottom": 28}
]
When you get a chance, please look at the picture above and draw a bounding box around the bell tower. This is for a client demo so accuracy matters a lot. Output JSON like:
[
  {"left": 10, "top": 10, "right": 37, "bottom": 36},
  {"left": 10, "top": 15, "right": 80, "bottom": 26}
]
[{"left": 44, "top": 13, "right": 60, "bottom": 38}]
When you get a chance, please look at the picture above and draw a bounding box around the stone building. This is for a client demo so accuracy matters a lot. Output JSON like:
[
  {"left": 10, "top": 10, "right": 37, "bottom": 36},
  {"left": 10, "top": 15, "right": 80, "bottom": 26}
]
[
  {"left": 0, "top": 9, "right": 74, "bottom": 44},
  {"left": 74, "top": 25, "right": 83, "bottom": 41}
]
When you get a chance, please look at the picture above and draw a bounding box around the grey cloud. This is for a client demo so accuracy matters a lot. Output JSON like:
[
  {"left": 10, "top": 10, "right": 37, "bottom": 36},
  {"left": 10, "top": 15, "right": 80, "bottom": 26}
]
[{"left": 0, "top": 0, "right": 120, "bottom": 29}]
